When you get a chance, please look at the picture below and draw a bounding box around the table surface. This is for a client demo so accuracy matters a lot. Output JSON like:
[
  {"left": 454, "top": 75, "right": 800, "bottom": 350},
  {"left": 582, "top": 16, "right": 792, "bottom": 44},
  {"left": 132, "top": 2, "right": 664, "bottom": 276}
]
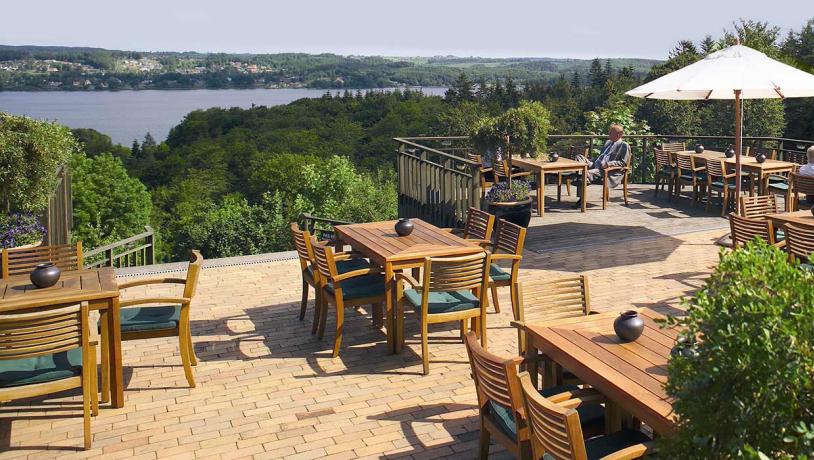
[
  {"left": 687, "top": 151, "right": 796, "bottom": 170},
  {"left": 0, "top": 267, "right": 119, "bottom": 312},
  {"left": 335, "top": 219, "right": 483, "bottom": 267},
  {"left": 766, "top": 210, "right": 814, "bottom": 227},
  {"left": 525, "top": 307, "right": 678, "bottom": 435},
  {"left": 512, "top": 157, "right": 586, "bottom": 171}
]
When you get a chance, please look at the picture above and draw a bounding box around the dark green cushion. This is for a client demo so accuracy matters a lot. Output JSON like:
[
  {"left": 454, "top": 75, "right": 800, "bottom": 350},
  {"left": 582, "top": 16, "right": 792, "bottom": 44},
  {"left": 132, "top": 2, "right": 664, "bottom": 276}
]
[
  {"left": 404, "top": 289, "right": 480, "bottom": 314},
  {"left": 680, "top": 172, "right": 706, "bottom": 181},
  {"left": 489, "top": 264, "right": 511, "bottom": 282},
  {"left": 487, "top": 384, "right": 605, "bottom": 442},
  {"left": 326, "top": 274, "right": 385, "bottom": 301},
  {"left": 711, "top": 181, "right": 736, "bottom": 189},
  {"left": 0, "top": 349, "right": 83, "bottom": 388},
  {"left": 118, "top": 305, "right": 181, "bottom": 332},
  {"left": 584, "top": 429, "right": 651, "bottom": 460},
  {"left": 769, "top": 182, "right": 789, "bottom": 191},
  {"left": 307, "top": 258, "right": 368, "bottom": 278}
]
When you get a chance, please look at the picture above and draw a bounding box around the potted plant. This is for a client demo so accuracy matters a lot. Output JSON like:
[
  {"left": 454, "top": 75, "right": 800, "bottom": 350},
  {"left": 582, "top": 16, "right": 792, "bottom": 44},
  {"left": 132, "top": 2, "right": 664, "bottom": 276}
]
[
  {"left": 485, "top": 180, "right": 532, "bottom": 227},
  {"left": 0, "top": 213, "right": 46, "bottom": 249}
]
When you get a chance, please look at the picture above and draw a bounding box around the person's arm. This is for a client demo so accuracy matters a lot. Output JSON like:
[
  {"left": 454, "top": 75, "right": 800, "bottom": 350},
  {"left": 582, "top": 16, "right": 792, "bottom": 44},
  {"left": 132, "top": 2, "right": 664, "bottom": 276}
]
[{"left": 606, "top": 142, "right": 631, "bottom": 168}]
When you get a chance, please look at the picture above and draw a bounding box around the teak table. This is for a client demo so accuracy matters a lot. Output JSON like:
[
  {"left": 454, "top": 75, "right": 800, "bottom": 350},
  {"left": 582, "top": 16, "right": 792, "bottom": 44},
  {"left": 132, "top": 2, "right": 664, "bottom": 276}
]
[
  {"left": 689, "top": 150, "right": 796, "bottom": 195},
  {"left": 521, "top": 307, "right": 678, "bottom": 436},
  {"left": 511, "top": 157, "right": 588, "bottom": 217},
  {"left": 334, "top": 219, "right": 483, "bottom": 353},
  {"left": 766, "top": 210, "right": 814, "bottom": 229},
  {"left": 0, "top": 267, "right": 125, "bottom": 408}
]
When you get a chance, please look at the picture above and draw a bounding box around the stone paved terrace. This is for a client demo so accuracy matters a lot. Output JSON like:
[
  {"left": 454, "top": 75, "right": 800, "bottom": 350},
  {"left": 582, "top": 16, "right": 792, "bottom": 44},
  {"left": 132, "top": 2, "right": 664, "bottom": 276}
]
[{"left": 1, "top": 184, "right": 731, "bottom": 459}]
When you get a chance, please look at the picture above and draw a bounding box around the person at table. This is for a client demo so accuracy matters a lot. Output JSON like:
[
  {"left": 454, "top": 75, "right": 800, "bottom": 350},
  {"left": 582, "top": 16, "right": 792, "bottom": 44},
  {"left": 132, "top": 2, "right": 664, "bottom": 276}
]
[
  {"left": 571, "top": 124, "right": 631, "bottom": 207},
  {"left": 798, "top": 145, "right": 814, "bottom": 203}
]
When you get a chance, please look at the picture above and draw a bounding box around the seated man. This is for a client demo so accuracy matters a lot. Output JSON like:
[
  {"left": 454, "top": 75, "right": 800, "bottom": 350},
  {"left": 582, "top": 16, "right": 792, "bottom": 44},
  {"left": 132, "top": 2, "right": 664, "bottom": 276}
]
[
  {"left": 798, "top": 145, "right": 814, "bottom": 203},
  {"left": 572, "top": 124, "right": 631, "bottom": 207}
]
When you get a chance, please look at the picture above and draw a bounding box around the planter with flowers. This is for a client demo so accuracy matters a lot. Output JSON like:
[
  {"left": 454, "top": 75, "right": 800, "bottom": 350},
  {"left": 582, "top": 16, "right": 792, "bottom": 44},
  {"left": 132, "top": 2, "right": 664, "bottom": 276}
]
[
  {"left": 485, "top": 180, "right": 532, "bottom": 227},
  {"left": 0, "top": 213, "right": 45, "bottom": 249}
]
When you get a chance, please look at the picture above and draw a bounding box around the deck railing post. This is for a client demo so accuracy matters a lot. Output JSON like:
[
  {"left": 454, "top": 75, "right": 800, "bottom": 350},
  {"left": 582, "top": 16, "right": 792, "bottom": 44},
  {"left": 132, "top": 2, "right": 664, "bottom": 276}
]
[{"left": 145, "top": 226, "right": 155, "bottom": 265}]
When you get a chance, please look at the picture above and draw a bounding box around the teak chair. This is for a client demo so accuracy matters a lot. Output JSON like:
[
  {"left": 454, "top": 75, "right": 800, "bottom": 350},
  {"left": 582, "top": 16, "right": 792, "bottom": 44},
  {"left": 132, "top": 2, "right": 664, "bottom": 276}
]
[
  {"left": 784, "top": 224, "right": 814, "bottom": 266},
  {"left": 2, "top": 242, "right": 83, "bottom": 278},
  {"left": 556, "top": 146, "right": 588, "bottom": 198},
  {"left": 729, "top": 214, "right": 782, "bottom": 249},
  {"left": 0, "top": 303, "right": 98, "bottom": 449},
  {"left": 312, "top": 244, "right": 384, "bottom": 358},
  {"left": 449, "top": 207, "right": 495, "bottom": 246},
  {"left": 103, "top": 250, "right": 203, "bottom": 394},
  {"left": 464, "top": 332, "right": 605, "bottom": 460},
  {"left": 517, "top": 371, "right": 652, "bottom": 460},
  {"left": 601, "top": 151, "right": 632, "bottom": 210},
  {"left": 792, "top": 172, "right": 814, "bottom": 211},
  {"left": 739, "top": 195, "right": 783, "bottom": 219},
  {"left": 468, "top": 153, "right": 495, "bottom": 198},
  {"left": 494, "top": 157, "right": 533, "bottom": 184},
  {"left": 290, "top": 223, "right": 369, "bottom": 333},
  {"left": 675, "top": 152, "right": 706, "bottom": 204},
  {"left": 660, "top": 142, "right": 686, "bottom": 153},
  {"left": 486, "top": 219, "right": 526, "bottom": 316},
  {"left": 767, "top": 164, "right": 798, "bottom": 211},
  {"left": 653, "top": 149, "right": 676, "bottom": 199},
  {"left": 705, "top": 159, "right": 737, "bottom": 216},
  {"left": 397, "top": 251, "right": 490, "bottom": 374}
]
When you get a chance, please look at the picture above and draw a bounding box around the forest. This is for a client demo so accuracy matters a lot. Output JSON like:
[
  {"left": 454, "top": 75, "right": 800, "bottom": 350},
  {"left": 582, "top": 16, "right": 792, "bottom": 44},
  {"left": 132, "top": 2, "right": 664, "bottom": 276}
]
[{"left": 55, "top": 18, "right": 814, "bottom": 261}]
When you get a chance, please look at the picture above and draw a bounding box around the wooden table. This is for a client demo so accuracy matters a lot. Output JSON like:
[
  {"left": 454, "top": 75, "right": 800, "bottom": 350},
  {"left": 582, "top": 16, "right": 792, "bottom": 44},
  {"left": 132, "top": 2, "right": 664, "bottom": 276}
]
[
  {"left": 335, "top": 219, "right": 484, "bottom": 353},
  {"left": 0, "top": 268, "right": 124, "bottom": 408},
  {"left": 688, "top": 151, "right": 795, "bottom": 195},
  {"left": 512, "top": 157, "right": 587, "bottom": 217},
  {"left": 522, "top": 308, "right": 678, "bottom": 435},
  {"left": 766, "top": 210, "right": 814, "bottom": 229}
]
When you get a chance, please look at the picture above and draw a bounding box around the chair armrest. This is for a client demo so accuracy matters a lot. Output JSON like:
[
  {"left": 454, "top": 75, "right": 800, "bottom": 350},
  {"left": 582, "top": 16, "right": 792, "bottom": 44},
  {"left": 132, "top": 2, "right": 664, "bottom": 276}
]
[
  {"left": 466, "top": 238, "right": 492, "bottom": 247},
  {"left": 491, "top": 253, "right": 521, "bottom": 261},
  {"left": 395, "top": 271, "right": 422, "bottom": 288},
  {"left": 773, "top": 240, "right": 786, "bottom": 249},
  {"left": 332, "top": 267, "right": 382, "bottom": 282},
  {"left": 120, "top": 297, "right": 191, "bottom": 308},
  {"left": 118, "top": 277, "right": 186, "bottom": 289},
  {"left": 332, "top": 251, "right": 365, "bottom": 262},
  {"left": 556, "top": 391, "right": 607, "bottom": 407},
  {"left": 599, "top": 441, "right": 655, "bottom": 460},
  {"left": 480, "top": 167, "right": 493, "bottom": 173},
  {"left": 511, "top": 171, "right": 533, "bottom": 178}
]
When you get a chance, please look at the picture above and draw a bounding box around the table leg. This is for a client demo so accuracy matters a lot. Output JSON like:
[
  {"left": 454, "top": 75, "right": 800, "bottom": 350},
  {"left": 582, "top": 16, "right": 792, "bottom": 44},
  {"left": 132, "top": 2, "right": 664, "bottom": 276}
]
[
  {"left": 526, "top": 342, "right": 539, "bottom": 389},
  {"left": 107, "top": 296, "right": 124, "bottom": 408},
  {"left": 385, "top": 264, "right": 394, "bottom": 353},
  {"left": 538, "top": 172, "right": 545, "bottom": 217},
  {"left": 395, "top": 272, "right": 405, "bottom": 353},
  {"left": 581, "top": 166, "right": 588, "bottom": 213}
]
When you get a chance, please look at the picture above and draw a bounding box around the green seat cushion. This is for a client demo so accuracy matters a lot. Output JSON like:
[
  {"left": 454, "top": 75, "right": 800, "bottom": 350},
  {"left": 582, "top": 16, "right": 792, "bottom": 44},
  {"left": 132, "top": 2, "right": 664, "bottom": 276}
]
[
  {"left": 117, "top": 305, "right": 181, "bottom": 332},
  {"left": 710, "top": 181, "right": 736, "bottom": 189},
  {"left": 658, "top": 165, "right": 675, "bottom": 174},
  {"left": 404, "top": 289, "right": 480, "bottom": 314},
  {"left": 584, "top": 429, "right": 651, "bottom": 460},
  {"left": 326, "top": 274, "right": 385, "bottom": 301},
  {"left": 800, "top": 263, "right": 814, "bottom": 272},
  {"left": 489, "top": 264, "right": 511, "bottom": 282},
  {"left": 0, "top": 349, "right": 83, "bottom": 388},
  {"left": 307, "top": 258, "right": 368, "bottom": 278},
  {"left": 680, "top": 172, "right": 706, "bottom": 181},
  {"left": 769, "top": 182, "right": 789, "bottom": 191},
  {"left": 487, "top": 384, "right": 605, "bottom": 442}
]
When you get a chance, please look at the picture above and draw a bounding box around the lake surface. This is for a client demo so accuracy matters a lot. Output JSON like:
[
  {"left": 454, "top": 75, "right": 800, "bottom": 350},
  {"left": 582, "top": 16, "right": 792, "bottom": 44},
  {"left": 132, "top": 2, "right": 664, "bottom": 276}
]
[{"left": 0, "top": 87, "right": 447, "bottom": 145}]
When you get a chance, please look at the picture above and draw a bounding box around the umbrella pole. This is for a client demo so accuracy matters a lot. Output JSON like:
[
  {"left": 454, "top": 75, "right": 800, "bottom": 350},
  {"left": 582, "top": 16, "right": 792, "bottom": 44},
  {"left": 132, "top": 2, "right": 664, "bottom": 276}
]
[{"left": 734, "top": 90, "right": 743, "bottom": 201}]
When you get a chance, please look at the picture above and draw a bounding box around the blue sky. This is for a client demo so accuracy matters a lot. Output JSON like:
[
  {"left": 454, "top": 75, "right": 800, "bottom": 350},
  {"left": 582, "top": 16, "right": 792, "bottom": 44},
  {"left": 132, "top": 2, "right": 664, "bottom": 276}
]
[{"left": 1, "top": 0, "right": 808, "bottom": 59}]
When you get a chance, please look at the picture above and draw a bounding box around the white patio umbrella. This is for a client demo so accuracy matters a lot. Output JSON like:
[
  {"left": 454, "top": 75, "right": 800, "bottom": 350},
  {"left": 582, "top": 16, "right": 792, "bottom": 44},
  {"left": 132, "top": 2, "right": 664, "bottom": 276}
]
[{"left": 626, "top": 44, "right": 814, "bottom": 197}]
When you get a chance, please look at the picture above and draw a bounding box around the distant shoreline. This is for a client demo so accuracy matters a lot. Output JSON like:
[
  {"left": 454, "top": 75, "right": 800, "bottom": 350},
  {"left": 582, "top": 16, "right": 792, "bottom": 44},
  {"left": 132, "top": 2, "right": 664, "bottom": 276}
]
[{"left": 0, "top": 86, "right": 440, "bottom": 93}]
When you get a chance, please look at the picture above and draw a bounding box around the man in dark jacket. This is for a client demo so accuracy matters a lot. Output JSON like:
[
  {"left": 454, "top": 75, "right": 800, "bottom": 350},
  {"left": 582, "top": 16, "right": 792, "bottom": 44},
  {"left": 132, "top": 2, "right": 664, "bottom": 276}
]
[{"left": 572, "top": 124, "right": 631, "bottom": 207}]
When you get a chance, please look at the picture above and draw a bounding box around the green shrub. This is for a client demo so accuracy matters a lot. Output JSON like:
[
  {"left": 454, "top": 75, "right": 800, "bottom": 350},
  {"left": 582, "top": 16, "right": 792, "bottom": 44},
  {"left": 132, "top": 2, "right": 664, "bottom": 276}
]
[
  {"left": 471, "top": 101, "right": 551, "bottom": 158},
  {"left": 0, "top": 113, "right": 78, "bottom": 213},
  {"left": 661, "top": 239, "right": 814, "bottom": 459}
]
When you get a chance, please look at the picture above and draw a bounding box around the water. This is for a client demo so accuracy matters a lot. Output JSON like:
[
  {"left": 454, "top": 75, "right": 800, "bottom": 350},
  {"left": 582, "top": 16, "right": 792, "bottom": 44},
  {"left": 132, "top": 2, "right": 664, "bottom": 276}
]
[{"left": 0, "top": 87, "right": 448, "bottom": 145}]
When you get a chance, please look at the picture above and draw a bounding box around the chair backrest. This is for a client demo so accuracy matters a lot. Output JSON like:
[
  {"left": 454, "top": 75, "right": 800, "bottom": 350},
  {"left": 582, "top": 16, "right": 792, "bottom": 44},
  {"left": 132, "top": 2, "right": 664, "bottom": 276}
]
[
  {"left": 464, "top": 332, "right": 524, "bottom": 435},
  {"left": 704, "top": 158, "right": 726, "bottom": 179},
  {"left": 467, "top": 153, "right": 483, "bottom": 164},
  {"left": 0, "top": 303, "right": 87, "bottom": 361},
  {"left": 729, "top": 214, "right": 774, "bottom": 248},
  {"left": 784, "top": 224, "right": 814, "bottom": 262},
  {"left": 661, "top": 142, "right": 686, "bottom": 153},
  {"left": 493, "top": 219, "right": 527, "bottom": 256},
  {"left": 653, "top": 150, "right": 673, "bottom": 170},
  {"left": 424, "top": 251, "right": 489, "bottom": 294},
  {"left": 518, "top": 276, "right": 590, "bottom": 325},
  {"left": 675, "top": 152, "right": 695, "bottom": 172},
  {"left": 311, "top": 244, "right": 337, "bottom": 285},
  {"left": 567, "top": 146, "right": 588, "bottom": 159},
  {"left": 2, "top": 243, "right": 83, "bottom": 278},
  {"left": 739, "top": 195, "right": 782, "bottom": 219},
  {"left": 517, "top": 371, "right": 587, "bottom": 460},
  {"left": 290, "top": 223, "right": 316, "bottom": 270},
  {"left": 493, "top": 158, "right": 509, "bottom": 179},
  {"left": 464, "top": 208, "right": 495, "bottom": 241},
  {"left": 182, "top": 250, "right": 204, "bottom": 299},
  {"left": 793, "top": 173, "right": 814, "bottom": 196}
]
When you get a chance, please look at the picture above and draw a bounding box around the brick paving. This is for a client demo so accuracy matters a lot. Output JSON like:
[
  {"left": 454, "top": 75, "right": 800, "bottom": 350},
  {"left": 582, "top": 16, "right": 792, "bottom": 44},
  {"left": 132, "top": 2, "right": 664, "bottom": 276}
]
[{"left": 0, "top": 185, "right": 728, "bottom": 459}]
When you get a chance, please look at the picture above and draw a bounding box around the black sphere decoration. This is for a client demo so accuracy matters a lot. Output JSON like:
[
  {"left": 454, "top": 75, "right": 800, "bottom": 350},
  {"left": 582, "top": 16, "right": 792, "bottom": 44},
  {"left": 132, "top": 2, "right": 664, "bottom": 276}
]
[
  {"left": 549, "top": 152, "right": 559, "bottom": 162},
  {"left": 613, "top": 310, "right": 644, "bottom": 342},
  {"left": 30, "top": 262, "right": 61, "bottom": 289},
  {"left": 694, "top": 144, "right": 705, "bottom": 154},
  {"left": 755, "top": 152, "right": 767, "bottom": 163},
  {"left": 394, "top": 218, "right": 414, "bottom": 236},
  {"left": 725, "top": 146, "right": 735, "bottom": 158}
]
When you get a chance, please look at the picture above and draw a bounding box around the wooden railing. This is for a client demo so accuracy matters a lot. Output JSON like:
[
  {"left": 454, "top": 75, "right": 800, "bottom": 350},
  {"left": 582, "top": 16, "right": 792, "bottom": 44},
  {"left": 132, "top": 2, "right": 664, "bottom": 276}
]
[
  {"left": 84, "top": 226, "right": 155, "bottom": 269},
  {"left": 394, "top": 137, "right": 482, "bottom": 228},
  {"left": 300, "top": 213, "right": 352, "bottom": 242}
]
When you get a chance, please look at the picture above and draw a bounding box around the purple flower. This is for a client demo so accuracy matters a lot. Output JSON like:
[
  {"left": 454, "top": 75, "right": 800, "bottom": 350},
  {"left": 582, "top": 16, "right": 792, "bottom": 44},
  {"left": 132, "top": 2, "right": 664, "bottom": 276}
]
[{"left": 1, "top": 213, "right": 46, "bottom": 248}]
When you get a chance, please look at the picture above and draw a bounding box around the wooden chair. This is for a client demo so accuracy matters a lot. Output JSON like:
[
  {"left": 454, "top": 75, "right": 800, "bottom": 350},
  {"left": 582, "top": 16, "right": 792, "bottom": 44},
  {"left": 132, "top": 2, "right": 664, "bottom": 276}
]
[
  {"left": 312, "top": 244, "right": 384, "bottom": 358},
  {"left": 705, "top": 159, "right": 737, "bottom": 216},
  {"left": 494, "top": 157, "right": 533, "bottom": 184},
  {"left": 2, "top": 242, "right": 83, "bottom": 278},
  {"left": 729, "top": 214, "right": 782, "bottom": 249},
  {"left": 792, "top": 172, "right": 814, "bottom": 211},
  {"left": 290, "top": 223, "right": 369, "bottom": 333},
  {"left": 739, "top": 195, "right": 783, "bottom": 219},
  {"left": 675, "top": 152, "right": 706, "bottom": 203},
  {"left": 103, "top": 250, "right": 203, "bottom": 394},
  {"left": 601, "top": 151, "right": 632, "bottom": 210},
  {"left": 653, "top": 149, "right": 675, "bottom": 198},
  {"left": 485, "top": 219, "right": 526, "bottom": 315},
  {"left": 468, "top": 153, "right": 495, "bottom": 198},
  {"left": 768, "top": 164, "right": 798, "bottom": 211},
  {"left": 517, "top": 371, "right": 652, "bottom": 460},
  {"left": 784, "top": 224, "right": 814, "bottom": 266},
  {"left": 556, "top": 146, "right": 587, "bottom": 198},
  {"left": 464, "top": 332, "right": 605, "bottom": 460},
  {"left": 0, "top": 303, "right": 98, "bottom": 449},
  {"left": 449, "top": 207, "right": 495, "bottom": 246},
  {"left": 660, "top": 142, "right": 686, "bottom": 153},
  {"left": 397, "top": 251, "right": 490, "bottom": 374}
]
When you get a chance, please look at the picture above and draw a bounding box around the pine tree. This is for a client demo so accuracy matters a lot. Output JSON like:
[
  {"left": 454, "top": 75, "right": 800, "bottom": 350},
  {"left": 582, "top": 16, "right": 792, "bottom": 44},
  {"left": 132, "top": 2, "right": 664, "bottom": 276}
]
[
  {"left": 131, "top": 140, "right": 140, "bottom": 157},
  {"left": 475, "top": 77, "right": 489, "bottom": 101},
  {"left": 504, "top": 76, "right": 520, "bottom": 108},
  {"left": 700, "top": 35, "right": 717, "bottom": 55},
  {"left": 141, "top": 133, "right": 156, "bottom": 151},
  {"left": 450, "top": 72, "right": 475, "bottom": 103},
  {"left": 588, "top": 58, "right": 605, "bottom": 88},
  {"left": 604, "top": 59, "right": 612, "bottom": 82},
  {"left": 571, "top": 71, "right": 582, "bottom": 89}
]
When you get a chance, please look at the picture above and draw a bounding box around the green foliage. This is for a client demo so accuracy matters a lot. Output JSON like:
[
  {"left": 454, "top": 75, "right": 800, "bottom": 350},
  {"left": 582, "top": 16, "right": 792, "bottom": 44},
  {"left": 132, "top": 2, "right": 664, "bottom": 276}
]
[
  {"left": 70, "top": 152, "right": 152, "bottom": 249},
  {"left": 0, "top": 113, "right": 78, "bottom": 213},
  {"left": 0, "top": 213, "right": 45, "bottom": 248},
  {"left": 660, "top": 239, "right": 814, "bottom": 459},
  {"left": 436, "top": 101, "right": 491, "bottom": 137},
  {"left": 485, "top": 180, "right": 530, "bottom": 203},
  {"left": 472, "top": 101, "right": 551, "bottom": 158},
  {"left": 71, "top": 128, "right": 130, "bottom": 159},
  {"left": 584, "top": 101, "right": 650, "bottom": 137}
]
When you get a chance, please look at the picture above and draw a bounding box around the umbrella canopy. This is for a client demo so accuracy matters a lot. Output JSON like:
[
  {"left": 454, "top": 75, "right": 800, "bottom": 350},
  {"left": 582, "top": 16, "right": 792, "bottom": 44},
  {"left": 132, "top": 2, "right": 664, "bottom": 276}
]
[{"left": 626, "top": 44, "right": 814, "bottom": 198}]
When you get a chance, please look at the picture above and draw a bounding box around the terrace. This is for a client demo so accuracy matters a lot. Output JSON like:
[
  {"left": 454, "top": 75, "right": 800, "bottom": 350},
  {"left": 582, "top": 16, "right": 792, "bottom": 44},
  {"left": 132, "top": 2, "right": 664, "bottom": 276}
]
[{"left": 1, "top": 134, "right": 811, "bottom": 459}]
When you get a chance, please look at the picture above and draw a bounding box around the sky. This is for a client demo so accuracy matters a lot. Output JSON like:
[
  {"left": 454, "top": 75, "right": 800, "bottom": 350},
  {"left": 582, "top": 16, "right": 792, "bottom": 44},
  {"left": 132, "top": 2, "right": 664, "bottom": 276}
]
[{"left": 1, "top": 0, "right": 809, "bottom": 59}]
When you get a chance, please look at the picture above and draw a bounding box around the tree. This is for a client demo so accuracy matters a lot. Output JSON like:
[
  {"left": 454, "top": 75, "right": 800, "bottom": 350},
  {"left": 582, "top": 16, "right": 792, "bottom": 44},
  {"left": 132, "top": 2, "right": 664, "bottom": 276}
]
[
  {"left": 699, "top": 35, "right": 717, "bottom": 55},
  {"left": 503, "top": 76, "right": 521, "bottom": 109},
  {"left": 446, "top": 72, "right": 475, "bottom": 103},
  {"left": 588, "top": 58, "right": 605, "bottom": 88}
]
